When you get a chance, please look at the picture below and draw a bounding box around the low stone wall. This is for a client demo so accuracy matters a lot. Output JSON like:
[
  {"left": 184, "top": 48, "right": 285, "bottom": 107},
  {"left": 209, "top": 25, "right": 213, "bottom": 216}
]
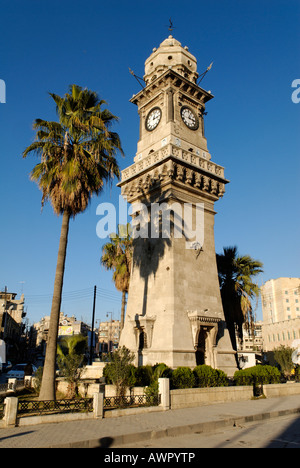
[
  {"left": 56, "top": 379, "right": 102, "bottom": 398},
  {"left": 264, "top": 382, "right": 300, "bottom": 398},
  {"left": 170, "top": 385, "right": 253, "bottom": 410},
  {"left": 170, "top": 382, "right": 300, "bottom": 409},
  {"left": 104, "top": 385, "right": 146, "bottom": 397}
]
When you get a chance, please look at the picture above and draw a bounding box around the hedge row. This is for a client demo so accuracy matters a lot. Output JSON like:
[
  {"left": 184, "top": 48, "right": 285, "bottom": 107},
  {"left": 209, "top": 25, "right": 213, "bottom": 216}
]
[
  {"left": 103, "top": 362, "right": 283, "bottom": 390},
  {"left": 233, "top": 365, "right": 281, "bottom": 386},
  {"left": 104, "top": 362, "right": 229, "bottom": 389}
]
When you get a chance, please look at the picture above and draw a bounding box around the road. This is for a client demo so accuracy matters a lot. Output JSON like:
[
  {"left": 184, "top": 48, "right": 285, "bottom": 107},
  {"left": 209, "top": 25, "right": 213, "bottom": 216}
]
[{"left": 118, "top": 414, "right": 300, "bottom": 449}]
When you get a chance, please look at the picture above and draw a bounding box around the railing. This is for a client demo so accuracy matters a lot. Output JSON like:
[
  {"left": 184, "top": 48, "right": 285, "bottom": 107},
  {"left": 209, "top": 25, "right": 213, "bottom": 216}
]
[
  {"left": 0, "top": 380, "right": 24, "bottom": 395},
  {"left": 0, "top": 396, "right": 4, "bottom": 420},
  {"left": 104, "top": 393, "right": 161, "bottom": 410},
  {"left": 0, "top": 383, "right": 8, "bottom": 394},
  {"left": 17, "top": 398, "right": 94, "bottom": 417}
]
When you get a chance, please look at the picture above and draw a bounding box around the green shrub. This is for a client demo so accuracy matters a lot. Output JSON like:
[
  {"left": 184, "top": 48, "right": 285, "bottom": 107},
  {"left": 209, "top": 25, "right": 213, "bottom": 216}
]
[
  {"left": 193, "top": 365, "right": 228, "bottom": 388},
  {"left": 102, "top": 346, "right": 135, "bottom": 397},
  {"left": 171, "top": 367, "right": 195, "bottom": 389},
  {"left": 151, "top": 363, "right": 173, "bottom": 380},
  {"left": 133, "top": 365, "right": 152, "bottom": 387},
  {"left": 233, "top": 365, "right": 281, "bottom": 386},
  {"left": 143, "top": 363, "right": 173, "bottom": 397}
]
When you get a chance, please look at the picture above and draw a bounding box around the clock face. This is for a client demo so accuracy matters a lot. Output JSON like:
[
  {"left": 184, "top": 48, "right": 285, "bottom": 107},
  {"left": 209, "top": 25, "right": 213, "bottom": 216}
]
[
  {"left": 146, "top": 107, "right": 162, "bottom": 131},
  {"left": 181, "top": 106, "right": 199, "bottom": 130}
]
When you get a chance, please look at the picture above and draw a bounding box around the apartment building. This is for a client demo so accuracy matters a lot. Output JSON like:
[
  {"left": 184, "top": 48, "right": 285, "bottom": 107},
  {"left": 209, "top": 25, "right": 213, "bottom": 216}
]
[
  {"left": 261, "top": 278, "right": 300, "bottom": 351},
  {"left": 0, "top": 290, "right": 26, "bottom": 341},
  {"left": 98, "top": 320, "right": 121, "bottom": 353}
]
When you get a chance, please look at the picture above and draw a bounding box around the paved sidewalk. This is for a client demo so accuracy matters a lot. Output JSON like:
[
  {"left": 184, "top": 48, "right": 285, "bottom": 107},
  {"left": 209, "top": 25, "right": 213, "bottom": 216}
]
[{"left": 0, "top": 395, "right": 299, "bottom": 448}]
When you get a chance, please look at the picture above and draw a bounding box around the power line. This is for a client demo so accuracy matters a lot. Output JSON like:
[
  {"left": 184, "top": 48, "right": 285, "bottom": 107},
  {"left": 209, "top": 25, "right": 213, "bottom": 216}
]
[{"left": 24, "top": 286, "right": 121, "bottom": 304}]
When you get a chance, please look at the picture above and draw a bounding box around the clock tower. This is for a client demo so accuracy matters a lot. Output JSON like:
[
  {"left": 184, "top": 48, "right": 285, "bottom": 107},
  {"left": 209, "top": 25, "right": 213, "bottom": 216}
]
[{"left": 118, "top": 36, "right": 238, "bottom": 376}]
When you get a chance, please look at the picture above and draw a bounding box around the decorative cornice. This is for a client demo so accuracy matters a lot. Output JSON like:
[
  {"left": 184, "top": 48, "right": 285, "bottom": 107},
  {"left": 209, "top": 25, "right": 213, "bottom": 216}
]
[
  {"left": 187, "top": 310, "right": 222, "bottom": 324},
  {"left": 118, "top": 143, "right": 228, "bottom": 202},
  {"left": 130, "top": 69, "right": 214, "bottom": 107}
]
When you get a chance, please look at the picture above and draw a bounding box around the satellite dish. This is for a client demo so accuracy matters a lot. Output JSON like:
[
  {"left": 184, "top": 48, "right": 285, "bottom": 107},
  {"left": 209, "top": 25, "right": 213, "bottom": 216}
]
[
  {"left": 291, "top": 340, "right": 300, "bottom": 366},
  {"left": 292, "top": 339, "right": 300, "bottom": 349},
  {"left": 292, "top": 349, "right": 300, "bottom": 366}
]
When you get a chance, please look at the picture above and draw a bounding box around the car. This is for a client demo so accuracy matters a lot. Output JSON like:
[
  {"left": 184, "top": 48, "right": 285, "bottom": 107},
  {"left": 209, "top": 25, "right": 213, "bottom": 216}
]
[
  {"left": 1, "top": 361, "right": 12, "bottom": 373},
  {"left": 6, "top": 364, "right": 37, "bottom": 381}
]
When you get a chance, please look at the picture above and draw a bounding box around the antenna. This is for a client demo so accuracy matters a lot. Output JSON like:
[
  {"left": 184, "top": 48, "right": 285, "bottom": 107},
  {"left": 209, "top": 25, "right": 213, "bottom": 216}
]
[
  {"left": 129, "top": 68, "right": 145, "bottom": 90},
  {"left": 197, "top": 62, "right": 213, "bottom": 85}
]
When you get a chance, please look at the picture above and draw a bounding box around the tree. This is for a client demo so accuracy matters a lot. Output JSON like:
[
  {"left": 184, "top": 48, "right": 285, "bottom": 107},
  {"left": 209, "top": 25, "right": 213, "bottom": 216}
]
[
  {"left": 103, "top": 346, "right": 135, "bottom": 398},
  {"left": 23, "top": 84, "right": 123, "bottom": 400},
  {"left": 273, "top": 345, "right": 295, "bottom": 380},
  {"left": 216, "top": 246, "right": 263, "bottom": 351},
  {"left": 101, "top": 224, "right": 133, "bottom": 330},
  {"left": 57, "top": 334, "right": 88, "bottom": 398}
]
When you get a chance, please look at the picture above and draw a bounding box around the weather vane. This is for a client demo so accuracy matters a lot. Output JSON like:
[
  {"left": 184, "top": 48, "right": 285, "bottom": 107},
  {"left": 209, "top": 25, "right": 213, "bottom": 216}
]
[{"left": 168, "top": 18, "right": 175, "bottom": 34}]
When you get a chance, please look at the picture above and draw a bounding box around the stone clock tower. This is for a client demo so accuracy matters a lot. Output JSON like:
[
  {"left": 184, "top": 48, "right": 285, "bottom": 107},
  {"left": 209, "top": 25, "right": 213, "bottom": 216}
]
[{"left": 118, "top": 36, "right": 238, "bottom": 376}]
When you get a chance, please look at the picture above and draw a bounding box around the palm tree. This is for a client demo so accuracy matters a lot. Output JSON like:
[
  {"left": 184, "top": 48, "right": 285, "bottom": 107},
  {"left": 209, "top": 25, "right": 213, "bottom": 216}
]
[
  {"left": 57, "top": 334, "right": 88, "bottom": 398},
  {"left": 101, "top": 224, "right": 133, "bottom": 330},
  {"left": 216, "top": 246, "right": 263, "bottom": 352},
  {"left": 23, "top": 84, "right": 123, "bottom": 400}
]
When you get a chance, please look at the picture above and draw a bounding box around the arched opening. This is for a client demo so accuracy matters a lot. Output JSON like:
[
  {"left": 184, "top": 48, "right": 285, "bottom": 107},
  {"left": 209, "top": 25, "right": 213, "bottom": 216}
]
[
  {"left": 138, "top": 330, "right": 147, "bottom": 350},
  {"left": 195, "top": 328, "right": 207, "bottom": 366}
]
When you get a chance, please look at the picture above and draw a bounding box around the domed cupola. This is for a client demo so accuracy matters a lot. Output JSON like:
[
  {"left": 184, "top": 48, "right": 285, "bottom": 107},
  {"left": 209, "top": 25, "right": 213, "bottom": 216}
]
[{"left": 144, "top": 35, "right": 199, "bottom": 85}]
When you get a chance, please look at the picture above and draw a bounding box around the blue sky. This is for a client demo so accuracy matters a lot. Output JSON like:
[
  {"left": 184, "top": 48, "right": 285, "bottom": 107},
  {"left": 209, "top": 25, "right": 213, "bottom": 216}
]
[{"left": 0, "top": 0, "right": 299, "bottom": 326}]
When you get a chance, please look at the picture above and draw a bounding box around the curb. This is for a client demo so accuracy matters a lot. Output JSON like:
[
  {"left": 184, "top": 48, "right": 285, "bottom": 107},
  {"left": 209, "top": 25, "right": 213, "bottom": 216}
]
[{"left": 47, "top": 406, "right": 300, "bottom": 449}]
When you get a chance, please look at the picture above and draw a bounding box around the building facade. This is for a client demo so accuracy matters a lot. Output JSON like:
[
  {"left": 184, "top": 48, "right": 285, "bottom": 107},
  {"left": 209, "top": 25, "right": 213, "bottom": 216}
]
[
  {"left": 98, "top": 320, "right": 121, "bottom": 353},
  {"left": 0, "top": 290, "right": 26, "bottom": 341},
  {"left": 261, "top": 278, "right": 300, "bottom": 351},
  {"left": 236, "top": 321, "right": 263, "bottom": 369},
  {"left": 32, "top": 313, "right": 90, "bottom": 355}
]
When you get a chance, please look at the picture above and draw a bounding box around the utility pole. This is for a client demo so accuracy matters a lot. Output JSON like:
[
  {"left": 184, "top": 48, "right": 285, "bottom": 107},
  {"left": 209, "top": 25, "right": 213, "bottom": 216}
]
[
  {"left": 3, "top": 286, "right": 8, "bottom": 340},
  {"left": 106, "top": 311, "right": 113, "bottom": 352},
  {"left": 89, "top": 286, "right": 97, "bottom": 365}
]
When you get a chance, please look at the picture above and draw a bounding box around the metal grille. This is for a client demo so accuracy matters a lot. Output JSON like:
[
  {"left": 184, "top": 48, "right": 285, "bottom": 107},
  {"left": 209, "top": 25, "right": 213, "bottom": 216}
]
[
  {"left": 0, "top": 396, "right": 5, "bottom": 420},
  {"left": 18, "top": 398, "right": 94, "bottom": 417},
  {"left": 0, "top": 383, "right": 8, "bottom": 394},
  {"left": 104, "top": 393, "right": 161, "bottom": 409}
]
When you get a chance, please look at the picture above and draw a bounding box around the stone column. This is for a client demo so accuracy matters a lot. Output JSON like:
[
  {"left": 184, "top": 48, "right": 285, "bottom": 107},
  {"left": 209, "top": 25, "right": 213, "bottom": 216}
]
[
  {"left": 158, "top": 378, "right": 170, "bottom": 410},
  {"left": 93, "top": 392, "right": 104, "bottom": 419},
  {"left": 4, "top": 397, "right": 18, "bottom": 427}
]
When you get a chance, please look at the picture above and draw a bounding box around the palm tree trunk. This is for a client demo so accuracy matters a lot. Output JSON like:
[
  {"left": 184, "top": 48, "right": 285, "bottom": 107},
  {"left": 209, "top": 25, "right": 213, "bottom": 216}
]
[
  {"left": 120, "top": 291, "right": 127, "bottom": 330},
  {"left": 39, "top": 211, "right": 70, "bottom": 401}
]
